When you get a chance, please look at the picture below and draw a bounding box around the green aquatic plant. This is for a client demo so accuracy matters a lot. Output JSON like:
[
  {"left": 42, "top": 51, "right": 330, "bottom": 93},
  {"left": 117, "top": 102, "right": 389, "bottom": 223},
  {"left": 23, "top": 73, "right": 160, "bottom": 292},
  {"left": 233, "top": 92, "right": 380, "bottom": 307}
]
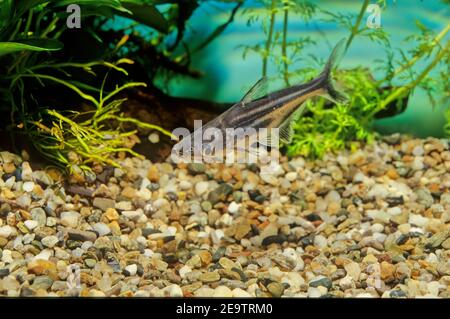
[
  {"left": 284, "top": 1, "right": 448, "bottom": 158},
  {"left": 0, "top": 0, "right": 221, "bottom": 171},
  {"left": 19, "top": 60, "right": 174, "bottom": 172},
  {"left": 241, "top": 0, "right": 317, "bottom": 84},
  {"left": 240, "top": 0, "right": 448, "bottom": 158}
]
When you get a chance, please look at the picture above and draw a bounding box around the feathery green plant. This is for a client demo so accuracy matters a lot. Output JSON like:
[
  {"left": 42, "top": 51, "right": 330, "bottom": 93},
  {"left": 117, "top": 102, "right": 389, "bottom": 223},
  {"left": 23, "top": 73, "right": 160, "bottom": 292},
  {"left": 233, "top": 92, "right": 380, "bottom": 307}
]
[
  {"left": 0, "top": 0, "right": 209, "bottom": 171},
  {"left": 242, "top": 0, "right": 449, "bottom": 158},
  {"left": 20, "top": 59, "right": 174, "bottom": 173}
]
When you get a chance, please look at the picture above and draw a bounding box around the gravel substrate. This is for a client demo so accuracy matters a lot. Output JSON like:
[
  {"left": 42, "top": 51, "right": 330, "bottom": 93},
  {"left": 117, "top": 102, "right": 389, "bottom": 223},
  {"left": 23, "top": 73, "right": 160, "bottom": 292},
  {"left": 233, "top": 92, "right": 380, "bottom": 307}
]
[{"left": 0, "top": 134, "right": 449, "bottom": 297}]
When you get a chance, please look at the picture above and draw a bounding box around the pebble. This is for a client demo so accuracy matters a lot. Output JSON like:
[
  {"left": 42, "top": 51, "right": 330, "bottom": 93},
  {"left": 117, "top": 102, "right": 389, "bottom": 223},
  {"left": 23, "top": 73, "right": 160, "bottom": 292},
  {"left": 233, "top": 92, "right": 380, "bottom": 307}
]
[
  {"left": 285, "top": 172, "right": 298, "bottom": 182},
  {"left": 92, "top": 223, "right": 111, "bottom": 236},
  {"left": 21, "top": 162, "right": 33, "bottom": 181},
  {"left": 31, "top": 208, "right": 47, "bottom": 226},
  {"left": 67, "top": 229, "right": 97, "bottom": 242},
  {"left": 93, "top": 197, "right": 116, "bottom": 211},
  {"left": 124, "top": 264, "right": 137, "bottom": 276},
  {"left": 307, "top": 287, "right": 323, "bottom": 298},
  {"left": 0, "top": 136, "right": 448, "bottom": 298},
  {"left": 267, "top": 282, "right": 284, "bottom": 297},
  {"left": 208, "top": 184, "right": 233, "bottom": 204},
  {"left": 60, "top": 211, "right": 80, "bottom": 228},
  {"left": 213, "top": 286, "right": 233, "bottom": 297},
  {"left": 0, "top": 226, "right": 15, "bottom": 238},
  {"left": 179, "top": 265, "right": 192, "bottom": 279},
  {"left": 309, "top": 276, "right": 332, "bottom": 289},
  {"left": 408, "top": 214, "right": 429, "bottom": 227},
  {"left": 165, "top": 284, "right": 183, "bottom": 297},
  {"left": 148, "top": 133, "right": 160, "bottom": 144},
  {"left": 227, "top": 201, "right": 241, "bottom": 214},
  {"left": 41, "top": 235, "right": 59, "bottom": 248},
  {"left": 195, "top": 181, "right": 209, "bottom": 196},
  {"left": 232, "top": 288, "right": 252, "bottom": 297},
  {"left": 187, "top": 163, "right": 206, "bottom": 175},
  {"left": 199, "top": 271, "right": 220, "bottom": 283},
  {"left": 314, "top": 235, "right": 328, "bottom": 248},
  {"left": 22, "top": 181, "right": 35, "bottom": 192}
]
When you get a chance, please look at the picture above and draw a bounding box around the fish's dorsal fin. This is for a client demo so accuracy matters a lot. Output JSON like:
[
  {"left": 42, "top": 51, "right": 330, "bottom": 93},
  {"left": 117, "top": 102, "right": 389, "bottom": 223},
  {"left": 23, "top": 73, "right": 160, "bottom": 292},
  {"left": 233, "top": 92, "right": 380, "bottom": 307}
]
[
  {"left": 241, "top": 76, "right": 269, "bottom": 107},
  {"left": 278, "top": 104, "right": 307, "bottom": 144}
]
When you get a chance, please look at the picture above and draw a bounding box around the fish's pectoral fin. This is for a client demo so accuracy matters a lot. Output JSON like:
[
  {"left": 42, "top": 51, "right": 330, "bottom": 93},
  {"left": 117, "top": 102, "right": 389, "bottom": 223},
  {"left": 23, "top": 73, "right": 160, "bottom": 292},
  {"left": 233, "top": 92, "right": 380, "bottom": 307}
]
[
  {"left": 241, "top": 76, "right": 269, "bottom": 106},
  {"left": 278, "top": 104, "right": 307, "bottom": 144}
]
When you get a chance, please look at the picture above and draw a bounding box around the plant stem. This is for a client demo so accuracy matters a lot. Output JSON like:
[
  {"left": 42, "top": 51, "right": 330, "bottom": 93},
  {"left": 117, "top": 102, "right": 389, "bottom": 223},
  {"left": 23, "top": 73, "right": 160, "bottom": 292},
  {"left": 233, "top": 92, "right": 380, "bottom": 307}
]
[
  {"left": 384, "top": 23, "right": 450, "bottom": 82},
  {"left": 263, "top": 0, "right": 276, "bottom": 77},
  {"left": 370, "top": 40, "right": 449, "bottom": 117},
  {"left": 345, "top": 0, "right": 370, "bottom": 54},
  {"left": 282, "top": 2, "right": 289, "bottom": 86}
]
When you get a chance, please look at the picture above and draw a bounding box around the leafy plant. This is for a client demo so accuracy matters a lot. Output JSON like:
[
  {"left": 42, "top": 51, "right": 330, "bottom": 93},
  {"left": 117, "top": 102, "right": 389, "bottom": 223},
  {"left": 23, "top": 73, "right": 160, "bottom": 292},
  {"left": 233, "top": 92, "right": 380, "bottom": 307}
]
[
  {"left": 241, "top": 0, "right": 317, "bottom": 85},
  {"left": 241, "top": 0, "right": 449, "bottom": 158},
  {"left": 21, "top": 60, "right": 174, "bottom": 172},
  {"left": 0, "top": 0, "right": 227, "bottom": 171}
]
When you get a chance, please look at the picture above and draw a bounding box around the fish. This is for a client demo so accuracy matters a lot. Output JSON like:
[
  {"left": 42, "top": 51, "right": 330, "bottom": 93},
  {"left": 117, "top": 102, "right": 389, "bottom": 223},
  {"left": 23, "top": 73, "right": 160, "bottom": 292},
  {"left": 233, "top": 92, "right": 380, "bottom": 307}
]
[{"left": 172, "top": 38, "right": 347, "bottom": 163}]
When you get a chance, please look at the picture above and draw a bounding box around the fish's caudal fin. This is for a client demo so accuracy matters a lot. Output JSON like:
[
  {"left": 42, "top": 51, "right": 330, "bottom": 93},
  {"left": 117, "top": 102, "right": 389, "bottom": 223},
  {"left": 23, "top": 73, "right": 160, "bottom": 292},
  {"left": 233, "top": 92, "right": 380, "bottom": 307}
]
[{"left": 319, "top": 38, "right": 347, "bottom": 103}]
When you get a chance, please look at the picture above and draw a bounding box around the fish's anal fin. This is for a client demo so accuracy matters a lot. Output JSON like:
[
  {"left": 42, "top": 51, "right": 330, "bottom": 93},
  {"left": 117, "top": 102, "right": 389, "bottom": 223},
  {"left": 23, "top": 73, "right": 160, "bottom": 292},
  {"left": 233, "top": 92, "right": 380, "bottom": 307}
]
[
  {"left": 318, "top": 92, "right": 340, "bottom": 104},
  {"left": 241, "top": 76, "right": 269, "bottom": 107}
]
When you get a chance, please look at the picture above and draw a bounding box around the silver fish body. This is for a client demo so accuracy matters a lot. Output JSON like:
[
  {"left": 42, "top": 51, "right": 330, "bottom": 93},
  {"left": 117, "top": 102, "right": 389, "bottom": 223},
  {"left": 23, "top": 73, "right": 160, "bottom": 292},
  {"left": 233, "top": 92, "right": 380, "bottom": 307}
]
[{"left": 173, "top": 39, "right": 346, "bottom": 163}]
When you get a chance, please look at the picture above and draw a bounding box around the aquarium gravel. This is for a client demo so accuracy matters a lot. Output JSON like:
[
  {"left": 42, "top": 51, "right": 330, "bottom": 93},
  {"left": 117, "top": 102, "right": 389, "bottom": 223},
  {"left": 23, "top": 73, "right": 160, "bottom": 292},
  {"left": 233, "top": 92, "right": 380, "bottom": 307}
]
[{"left": 0, "top": 135, "right": 449, "bottom": 298}]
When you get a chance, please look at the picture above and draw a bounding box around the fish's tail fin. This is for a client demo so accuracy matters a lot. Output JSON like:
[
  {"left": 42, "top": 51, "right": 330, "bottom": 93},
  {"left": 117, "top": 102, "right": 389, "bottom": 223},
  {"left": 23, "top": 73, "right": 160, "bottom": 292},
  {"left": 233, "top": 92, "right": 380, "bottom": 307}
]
[{"left": 319, "top": 38, "right": 347, "bottom": 103}]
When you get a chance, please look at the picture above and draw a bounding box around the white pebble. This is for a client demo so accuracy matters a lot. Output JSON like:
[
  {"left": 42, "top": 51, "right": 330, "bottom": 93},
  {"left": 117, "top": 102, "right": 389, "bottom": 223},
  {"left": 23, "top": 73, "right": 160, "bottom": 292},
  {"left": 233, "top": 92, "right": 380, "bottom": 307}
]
[
  {"left": 81, "top": 241, "right": 93, "bottom": 251},
  {"left": 370, "top": 223, "right": 384, "bottom": 233},
  {"left": 41, "top": 235, "right": 59, "bottom": 248},
  {"left": 232, "top": 288, "right": 252, "bottom": 297},
  {"left": 178, "top": 265, "right": 192, "bottom": 279},
  {"left": 409, "top": 214, "right": 429, "bottom": 227},
  {"left": 314, "top": 235, "right": 328, "bottom": 248},
  {"left": 1, "top": 249, "right": 13, "bottom": 263},
  {"left": 148, "top": 133, "right": 160, "bottom": 144},
  {"left": 23, "top": 219, "right": 38, "bottom": 230},
  {"left": 227, "top": 201, "right": 241, "bottom": 214},
  {"left": 427, "top": 281, "right": 440, "bottom": 296},
  {"left": 22, "top": 181, "right": 35, "bottom": 192},
  {"left": 211, "top": 229, "right": 224, "bottom": 244},
  {"left": 33, "top": 249, "right": 53, "bottom": 261},
  {"left": 213, "top": 286, "right": 233, "bottom": 297},
  {"left": 195, "top": 181, "right": 209, "bottom": 196},
  {"left": 122, "top": 210, "right": 144, "bottom": 222},
  {"left": 92, "top": 223, "right": 111, "bottom": 236},
  {"left": 387, "top": 207, "right": 402, "bottom": 216},
  {"left": 325, "top": 190, "right": 341, "bottom": 203},
  {"left": 60, "top": 211, "right": 80, "bottom": 228},
  {"left": 412, "top": 145, "right": 424, "bottom": 156},
  {"left": 285, "top": 172, "right": 298, "bottom": 182},
  {"left": 0, "top": 225, "right": 15, "bottom": 238},
  {"left": 165, "top": 284, "right": 183, "bottom": 297},
  {"left": 144, "top": 249, "right": 154, "bottom": 258},
  {"left": 21, "top": 162, "right": 33, "bottom": 181},
  {"left": 125, "top": 264, "right": 137, "bottom": 276},
  {"left": 307, "top": 287, "right": 323, "bottom": 297},
  {"left": 179, "top": 180, "right": 192, "bottom": 190}
]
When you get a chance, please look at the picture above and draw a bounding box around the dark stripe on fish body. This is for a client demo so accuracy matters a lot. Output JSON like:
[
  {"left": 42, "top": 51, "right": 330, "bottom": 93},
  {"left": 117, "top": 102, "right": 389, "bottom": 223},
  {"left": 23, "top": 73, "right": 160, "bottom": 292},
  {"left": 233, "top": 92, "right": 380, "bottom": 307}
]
[{"left": 227, "top": 76, "right": 326, "bottom": 129}]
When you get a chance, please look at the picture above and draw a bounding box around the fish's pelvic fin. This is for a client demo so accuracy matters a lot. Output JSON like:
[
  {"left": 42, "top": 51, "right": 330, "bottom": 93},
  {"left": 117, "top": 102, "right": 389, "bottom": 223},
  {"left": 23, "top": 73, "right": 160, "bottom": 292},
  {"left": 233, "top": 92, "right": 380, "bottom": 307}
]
[{"left": 278, "top": 104, "right": 306, "bottom": 144}]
